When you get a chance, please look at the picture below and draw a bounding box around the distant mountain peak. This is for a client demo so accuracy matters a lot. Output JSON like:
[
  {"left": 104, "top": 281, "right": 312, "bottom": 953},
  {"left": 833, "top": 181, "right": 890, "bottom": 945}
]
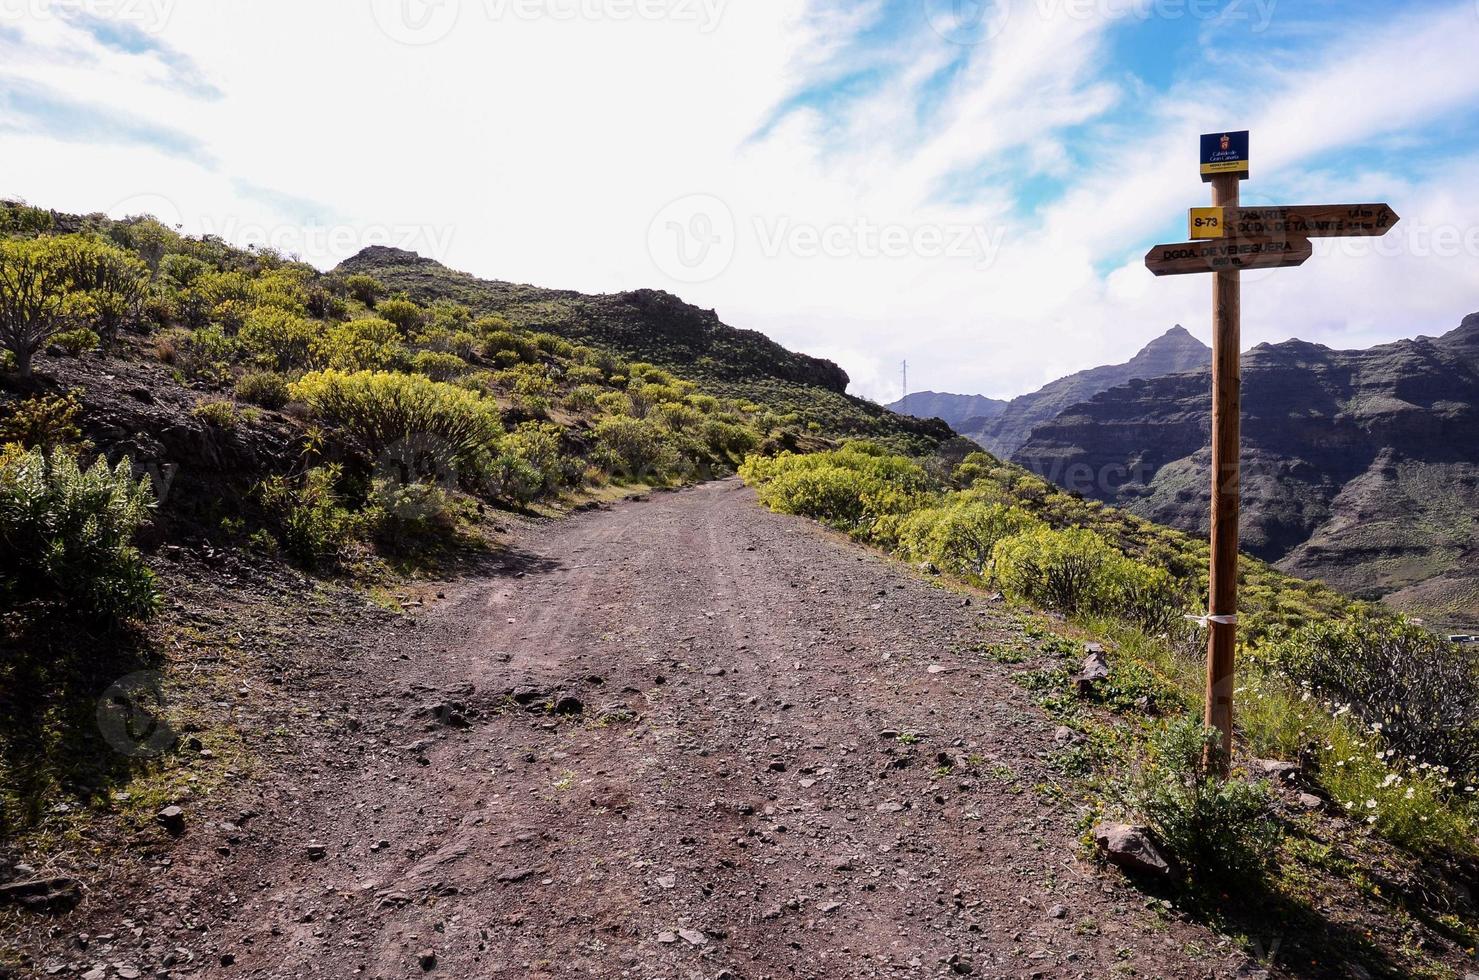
[
  {"left": 342, "top": 245, "right": 437, "bottom": 269},
  {"left": 1138, "top": 324, "right": 1209, "bottom": 356}
]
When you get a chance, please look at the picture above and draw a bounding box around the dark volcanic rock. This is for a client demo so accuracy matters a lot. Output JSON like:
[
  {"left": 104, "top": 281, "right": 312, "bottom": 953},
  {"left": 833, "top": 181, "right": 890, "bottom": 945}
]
[
  {"left": 1014, "top": 315, "right": 1479, "bottom": 624},
  {"left": 967, "top": 325, "right": 1210, "bottom": 457}
]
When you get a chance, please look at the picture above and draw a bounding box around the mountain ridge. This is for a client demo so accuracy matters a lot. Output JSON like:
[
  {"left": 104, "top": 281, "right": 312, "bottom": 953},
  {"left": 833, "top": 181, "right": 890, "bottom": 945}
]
[
  {"left": 1013, "top": 313, "right": 1479, "bottom": 626},
  {"left": 893, "top": 325, "right": 1211, "bottom": 456}
]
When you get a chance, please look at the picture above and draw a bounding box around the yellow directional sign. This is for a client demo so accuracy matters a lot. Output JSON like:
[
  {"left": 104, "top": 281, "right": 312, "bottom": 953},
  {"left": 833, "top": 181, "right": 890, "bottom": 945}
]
[
  {"left": 1185, "top": 204, "right": 1400, "bottom": 242},
  {"left": 1190, "top": 207, "right": 1225, "bottom": 239},
  {"left": 1223, "top": 204, "right": 1399, "bottom": 239},
  {"left": 1144, "top": 236, "right": 1312, "bottom": 277}
]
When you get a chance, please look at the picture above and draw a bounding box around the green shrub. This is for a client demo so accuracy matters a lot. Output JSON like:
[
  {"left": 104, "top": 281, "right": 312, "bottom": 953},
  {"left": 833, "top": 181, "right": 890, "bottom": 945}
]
[
  {"left": 343, "top": 273, "right": 382, "bottom": 307},
  {"left": 178, "top": 325, "right": 241, "bottom": 384},
  {"left": 239, "top": 307, "right": 317, "bottom": 370},
  {"left": 1262, "top": 617, "right": 1479, "bottom": 780},
  {"left": 235, "top": 371, "right": 291, "bottom": 409},
  {"left": 896, "top": 501, "right": 1039, "bottom": 581},
  {"left": 314, "top": 316, "right": 405, "bottom": 372},
  {"left": 565, "top": 363, "right": 605, "bottom": 386},
  {"left": 593, "top": 415, "right": 674, "bottom": 482},
  {"left": 191, "top": 399, "right": 239, "bottom": 430},
  {"left": 752, "top": 465, "right": 873, "bottom": 530},
  {"left": 256, "top": 465, "right": 358, "bottom": 570},
  {"left": 55, "top": 237, "right": 149, "bottom": 341},
  {"left": 366, "top": 478, "right": 459, "bottom": 555},
  {"left": 503, "top": 422, "right": 574, "bottom": 497},
  {"left": 290, "top": 369, "right": 503, "bottom": 473},
  {"left": 564, "top": 384, "right": 603, "bottom": 413},
  {"left": 994, "top": 526, "right": 1161, "bottom": 618},
  {"left": 482, "top": 330, "right": 539, "bottom": 364},
  {"left": 0, "top": 390, "right": 85, "bottom": 451},
  {"left": 0, "top": 236, "right": 73, "bottom": 377},
  {"left": 51, "top": 327, "right": 100, "bottom": 356},
  {"left": 377, "top": 297, "right": 424, "bottom": 334},
  {"left": 1125, "top": 716, "right": 1281, "bottom": 885},
  {"left": 0, "top": 445, "right": 159, "bottom": 621},
  {"left": 160, "top": 253, "right": 209, "bottom": 287},
  {"left": 701, "top": 418, "right": 760, "bottom": 462},
  {"left": 410, "top": 350, "right": 468, "bottom": 381},
  {"left": 487, "top": 453, "right": 544, "bottom": 504}
]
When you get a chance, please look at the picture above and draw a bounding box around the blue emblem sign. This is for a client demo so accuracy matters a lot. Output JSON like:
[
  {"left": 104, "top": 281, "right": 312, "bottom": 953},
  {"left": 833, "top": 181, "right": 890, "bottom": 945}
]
[{"left": 1200, "top": 130, "right": 1249, "bottom": 182}]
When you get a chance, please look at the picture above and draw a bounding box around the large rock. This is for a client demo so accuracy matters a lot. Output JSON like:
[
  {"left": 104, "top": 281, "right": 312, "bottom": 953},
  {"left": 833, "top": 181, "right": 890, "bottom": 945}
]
[
  {"left": 0, "top": 876, "right": 83, "bottom": 913},
  {"left": 1093, "top": 822, "right": 1174, "bottom": 879}
]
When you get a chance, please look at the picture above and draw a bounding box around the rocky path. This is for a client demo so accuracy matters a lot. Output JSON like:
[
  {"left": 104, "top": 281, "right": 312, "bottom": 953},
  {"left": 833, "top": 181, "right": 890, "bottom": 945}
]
[{"left": 29, "top": 480, "right": 1248, "bottom": 978}]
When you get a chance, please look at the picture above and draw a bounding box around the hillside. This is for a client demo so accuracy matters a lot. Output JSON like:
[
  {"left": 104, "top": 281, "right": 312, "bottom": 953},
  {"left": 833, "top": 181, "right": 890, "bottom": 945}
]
[
  {"left": 885, "top": 390, "right": 1008, "bottom": 430},
  {"left": 337, "top": 247, "right": 952, "bottom": 455},
  {"left": 1015, "top": 314, "right": 1479, "bottom": 627}
]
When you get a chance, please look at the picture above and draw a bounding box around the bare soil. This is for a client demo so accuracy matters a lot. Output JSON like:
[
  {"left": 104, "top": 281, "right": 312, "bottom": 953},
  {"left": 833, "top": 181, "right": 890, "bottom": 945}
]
[{"left": 10, "top": 480, "right": 1264, "bottom": 978}]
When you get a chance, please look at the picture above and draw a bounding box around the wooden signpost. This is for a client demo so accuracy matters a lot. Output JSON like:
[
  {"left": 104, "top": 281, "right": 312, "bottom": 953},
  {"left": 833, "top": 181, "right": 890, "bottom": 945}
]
[{"left": 1144, "top": 132, "right": 1400, "bottom": 774}]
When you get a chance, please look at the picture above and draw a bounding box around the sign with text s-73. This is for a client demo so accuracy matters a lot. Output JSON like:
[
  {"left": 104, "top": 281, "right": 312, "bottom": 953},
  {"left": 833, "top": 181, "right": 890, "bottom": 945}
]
[{"left": 1201, "top": 131, "right": 1249, "bottom": 182}]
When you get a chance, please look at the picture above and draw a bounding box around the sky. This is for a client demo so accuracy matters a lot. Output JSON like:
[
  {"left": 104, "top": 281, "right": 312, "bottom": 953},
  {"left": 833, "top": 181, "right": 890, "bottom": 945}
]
[{"left": 2, "top": 0, "right": 1478, "bottom": 401}]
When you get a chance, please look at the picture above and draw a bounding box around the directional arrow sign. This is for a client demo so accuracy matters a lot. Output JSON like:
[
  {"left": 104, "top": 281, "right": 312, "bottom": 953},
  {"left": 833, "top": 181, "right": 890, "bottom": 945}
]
[
  {"left": 1145, "top": 236, "right": 1313, "bottom": 277},
  {"left": 1188, "top": 204, "right": 1399, "bottom": 241}
]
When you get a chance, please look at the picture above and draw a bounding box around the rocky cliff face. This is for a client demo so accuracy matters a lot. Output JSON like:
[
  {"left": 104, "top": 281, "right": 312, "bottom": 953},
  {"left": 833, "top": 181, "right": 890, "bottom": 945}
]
[
  {"left": 967, "top": 326, "right": 1211, "bottom": 456},
  {"left": 1013, "top": 315, "right": 1479, "bottom": 625},
  {"left": 885, "top": 391, "right": 1008, "bottom": 430}
]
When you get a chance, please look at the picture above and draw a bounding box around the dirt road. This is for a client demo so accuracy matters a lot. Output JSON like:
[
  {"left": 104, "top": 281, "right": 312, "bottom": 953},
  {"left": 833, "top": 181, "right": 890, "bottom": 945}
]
[{"left": 30, "top": 480, "right": 1249, "bottom": 978}]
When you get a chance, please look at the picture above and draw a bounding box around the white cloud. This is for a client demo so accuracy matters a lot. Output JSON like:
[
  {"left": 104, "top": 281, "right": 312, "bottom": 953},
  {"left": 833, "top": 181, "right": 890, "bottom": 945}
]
[{"left": 1, "top": 0, "right": 1476, "bottom": 403}]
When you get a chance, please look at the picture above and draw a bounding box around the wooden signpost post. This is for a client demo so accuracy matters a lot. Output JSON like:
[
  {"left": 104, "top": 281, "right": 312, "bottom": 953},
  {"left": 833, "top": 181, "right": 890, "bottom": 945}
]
[{"left": 1145, "top": 132, "right": 1400, "bottom": 774}]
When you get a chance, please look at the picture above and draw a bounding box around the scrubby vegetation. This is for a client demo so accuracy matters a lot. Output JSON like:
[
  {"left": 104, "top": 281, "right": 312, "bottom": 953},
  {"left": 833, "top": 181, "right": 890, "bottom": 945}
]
[
  {"left": 0, "top": 200, "right": 795, "bottom": 582},
  {"left": 0, "top": 444, "right": 158, "bottom": 623},
  {"left": 741, "top": 445, "right": 1479, "bottom": 868}
]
